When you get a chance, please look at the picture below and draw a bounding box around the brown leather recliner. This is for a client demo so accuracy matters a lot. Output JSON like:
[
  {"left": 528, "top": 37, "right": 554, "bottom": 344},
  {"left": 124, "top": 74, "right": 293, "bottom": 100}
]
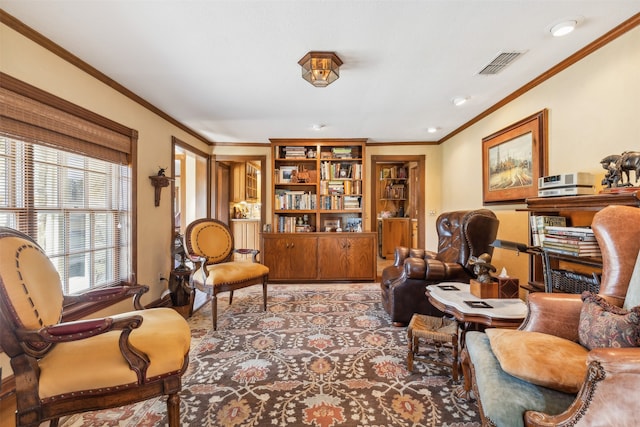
[{"left": 380, "top": 209, "right": 499, "bottom": 326}]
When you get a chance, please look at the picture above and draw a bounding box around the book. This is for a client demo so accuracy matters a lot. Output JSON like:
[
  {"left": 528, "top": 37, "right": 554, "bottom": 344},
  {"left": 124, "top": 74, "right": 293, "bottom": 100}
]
[
  {"left": 532, "top": 215, "right": 567, "bottom": 246},
  {"left": 545, "top": 225, "right": 595, "bottom": 238}
]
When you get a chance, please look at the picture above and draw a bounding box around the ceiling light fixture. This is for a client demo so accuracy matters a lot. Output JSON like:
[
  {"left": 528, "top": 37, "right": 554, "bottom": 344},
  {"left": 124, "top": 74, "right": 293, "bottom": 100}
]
[
  {"left": 550, "top": 20, "right": 577, "bottom": 37},
  {"left": 452, "top": 96, "right": 469, "bottom": 106},
  {"left": 427, "top": 127, "right": 439, "bottom": 133},
  {"left": 298, "top": 51, "right": 343, "bottom": 87},
  {"left": 312, "top": 124, "right": 325, "bottom": 131}
]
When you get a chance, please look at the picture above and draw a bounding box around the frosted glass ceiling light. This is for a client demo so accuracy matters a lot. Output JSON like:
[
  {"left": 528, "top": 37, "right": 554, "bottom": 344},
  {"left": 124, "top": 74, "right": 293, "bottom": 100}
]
[
  {"left": 550, "top": 20, "right": 577, "bottom": 37},
  {"left": 298, "top": 51, "right": 343, "bottom": 87}
]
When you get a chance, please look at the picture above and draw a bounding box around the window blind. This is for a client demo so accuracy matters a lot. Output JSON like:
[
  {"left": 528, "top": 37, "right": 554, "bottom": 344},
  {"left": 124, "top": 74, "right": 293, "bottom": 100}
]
[{"left": 0, "top": 74, "right": 136, "bottom": 294}]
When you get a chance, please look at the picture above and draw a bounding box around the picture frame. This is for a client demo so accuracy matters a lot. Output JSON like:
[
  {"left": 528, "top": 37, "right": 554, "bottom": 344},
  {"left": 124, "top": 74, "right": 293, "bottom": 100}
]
[
  {"left": 482, "top": 109, "right": 548, "bottom": 204},
  {"left": 279, "top": 166, "right": 297, "bottom": 183},
  {"left": 323, "top": 217, "right": 341, "bottom": 232}
]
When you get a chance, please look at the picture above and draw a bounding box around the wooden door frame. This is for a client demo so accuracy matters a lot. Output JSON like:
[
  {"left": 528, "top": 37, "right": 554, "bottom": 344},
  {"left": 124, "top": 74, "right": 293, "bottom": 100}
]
[
  {"left": 370, "top": 155, "right": 425, "bottom": 249},
  {"left": 214, "top": 155, "right": 267, "bottom": 225}
]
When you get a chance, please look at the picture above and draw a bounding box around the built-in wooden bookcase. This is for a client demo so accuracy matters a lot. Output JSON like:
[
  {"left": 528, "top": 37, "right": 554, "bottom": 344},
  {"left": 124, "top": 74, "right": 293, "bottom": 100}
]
[{"left": 265, "top": 139, "right": 376, "bottom": 282}]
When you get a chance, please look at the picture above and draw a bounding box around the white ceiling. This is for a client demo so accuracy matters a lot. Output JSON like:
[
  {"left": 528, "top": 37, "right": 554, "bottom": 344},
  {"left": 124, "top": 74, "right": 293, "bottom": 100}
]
[{"left": 2, "top": 1, "right": 639, "bottom": 144}]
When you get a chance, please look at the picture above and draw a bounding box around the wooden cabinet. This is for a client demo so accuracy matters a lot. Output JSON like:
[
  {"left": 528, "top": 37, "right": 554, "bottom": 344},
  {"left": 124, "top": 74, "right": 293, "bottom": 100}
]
[
  {"left": 318, "top": 233, "right": 377, "bottom": 280},
  {"left": 380, "top": 218, "right": 410, "bottom": 259},
  {"left": 232, "top": 220, "right": 260, "bottom": 261},
  {"left": 524, "top": 191, "right": 640, "bottom": 293},
  {"left": 262, "top": 232, "right": 377, "bottom": 282}
]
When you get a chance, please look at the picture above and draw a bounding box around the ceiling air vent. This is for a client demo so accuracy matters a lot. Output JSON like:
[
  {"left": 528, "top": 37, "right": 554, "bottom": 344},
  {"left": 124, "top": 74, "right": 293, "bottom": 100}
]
[{"left": 478, "top": 51, "right": 524, "bottom": 75}]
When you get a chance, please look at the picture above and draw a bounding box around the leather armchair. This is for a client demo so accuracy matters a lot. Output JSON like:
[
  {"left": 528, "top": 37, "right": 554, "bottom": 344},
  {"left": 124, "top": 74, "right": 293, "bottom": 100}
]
[
  {"left": 381, "top": 209, "right": 499, "bottom": 326},
  {"left": 461, "top": 205, "right": 640, "bottom": 426}
]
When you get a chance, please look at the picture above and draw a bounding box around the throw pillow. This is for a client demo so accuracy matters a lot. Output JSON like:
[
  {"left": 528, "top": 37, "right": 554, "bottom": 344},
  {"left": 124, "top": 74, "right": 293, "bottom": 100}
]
[
  {"left": 623, "top": 249, "right": 640, "bottom": 310},
  {"left": 579, "top": 291, "right": 640, "bottom": 350},
  {"left": 485, "top": 328, "right": 588, "bottom": 394}
]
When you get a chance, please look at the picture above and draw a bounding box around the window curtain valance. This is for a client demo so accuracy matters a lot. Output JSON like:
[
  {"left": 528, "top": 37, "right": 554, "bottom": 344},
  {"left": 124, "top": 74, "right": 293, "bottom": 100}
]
[{"left": 0, "top": 72, "right": 136, "bottom": 163}]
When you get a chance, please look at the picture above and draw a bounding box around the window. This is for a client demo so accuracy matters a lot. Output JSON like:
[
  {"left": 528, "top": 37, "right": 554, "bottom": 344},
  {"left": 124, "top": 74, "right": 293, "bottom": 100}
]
[{"left": 0, "top": 73, "right": 135, "bottom": 294}]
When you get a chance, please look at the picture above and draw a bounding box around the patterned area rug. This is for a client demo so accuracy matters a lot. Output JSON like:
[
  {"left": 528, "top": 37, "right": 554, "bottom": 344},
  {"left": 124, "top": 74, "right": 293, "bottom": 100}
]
[{"left": 60, "top": 284, "right": 480, "bottom": 426}]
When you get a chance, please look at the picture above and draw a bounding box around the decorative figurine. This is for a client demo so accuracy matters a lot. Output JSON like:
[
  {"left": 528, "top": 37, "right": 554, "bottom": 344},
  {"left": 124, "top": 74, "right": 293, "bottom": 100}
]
[
  {"left": 600, "top": 151, "right": 640, "bottom": 188},
  {"left": 469, "top": 253, "right": 497, "bottom": 284}
]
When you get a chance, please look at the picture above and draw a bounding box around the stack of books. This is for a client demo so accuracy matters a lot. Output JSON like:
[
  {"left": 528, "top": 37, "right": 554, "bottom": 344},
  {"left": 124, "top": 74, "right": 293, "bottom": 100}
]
[
  {"left": 283, "top": 146, "right": 306, "bottom": 159},
  {"left": 542, "top": 225, "right": 601, "bottom": 257},
  {"left": 331, "top": 147, "right": 353, "bottom": 158}
]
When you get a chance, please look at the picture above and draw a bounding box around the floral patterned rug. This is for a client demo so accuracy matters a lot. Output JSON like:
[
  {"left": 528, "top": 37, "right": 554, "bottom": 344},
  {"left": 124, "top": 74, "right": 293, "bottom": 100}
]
[{"left": 60, "top": 283, "right": 480, "bottom": 427}]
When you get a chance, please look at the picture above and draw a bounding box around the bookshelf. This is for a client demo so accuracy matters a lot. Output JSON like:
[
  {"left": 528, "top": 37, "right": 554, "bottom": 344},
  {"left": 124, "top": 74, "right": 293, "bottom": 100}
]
[
  {"left": 524, "top": 191, "right": 640, "bottom": 293},
  {"left": 265, "top": 139, "right": 376, "bottom": 282}
]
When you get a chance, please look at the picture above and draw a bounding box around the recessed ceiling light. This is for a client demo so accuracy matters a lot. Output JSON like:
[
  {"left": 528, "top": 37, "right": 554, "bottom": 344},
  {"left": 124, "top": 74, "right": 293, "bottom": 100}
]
[
  {"left": 427, "top": 127, "right": 439, "bottom": 133},
  {"left": 452, "top": 96, "right": 469, "bottom": 106},
  {"left": 312, "top": 124, "right": 325, "bottom": 131},
  {"left": 550, "top": 20, "right": 577, "bottom": 37}
]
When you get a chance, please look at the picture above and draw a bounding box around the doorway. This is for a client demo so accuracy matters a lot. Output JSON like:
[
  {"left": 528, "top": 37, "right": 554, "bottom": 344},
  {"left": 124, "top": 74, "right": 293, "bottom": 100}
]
[{"left": 370, "top": 155, "right": 425, "bottom": 274}]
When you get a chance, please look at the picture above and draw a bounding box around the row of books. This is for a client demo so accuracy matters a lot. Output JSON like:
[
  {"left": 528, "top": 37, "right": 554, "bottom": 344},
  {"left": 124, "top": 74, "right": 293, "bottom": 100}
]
[
  {"left": 320, "top": 195, "right": 361, "bottom": 210},
  {"left": 319, "top": 180, "right": 362, "bottom": 196},
  {"left": 530, "top": 215, "right": 601, "bottom": 257},
  {"left": 274, "top": 190, "right": 316, "bottom": 210},
  {"left": 319, "top": 162, "right": 362, "bottom": 180}
]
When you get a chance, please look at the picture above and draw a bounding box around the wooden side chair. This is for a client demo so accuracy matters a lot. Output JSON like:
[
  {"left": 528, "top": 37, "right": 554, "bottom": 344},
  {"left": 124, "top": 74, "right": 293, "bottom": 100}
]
[
  {"left": 0, "top": 227, "right": 191, "bottom": 427},
  {"left": 184, "top": 218, "right": 269, "bottom": 330}
]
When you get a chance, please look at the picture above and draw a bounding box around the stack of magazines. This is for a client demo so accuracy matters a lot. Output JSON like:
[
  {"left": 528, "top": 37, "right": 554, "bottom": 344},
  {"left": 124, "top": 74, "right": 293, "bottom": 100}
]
[{"left": 542, "top": 226, "right": 601, "bottom": 257}]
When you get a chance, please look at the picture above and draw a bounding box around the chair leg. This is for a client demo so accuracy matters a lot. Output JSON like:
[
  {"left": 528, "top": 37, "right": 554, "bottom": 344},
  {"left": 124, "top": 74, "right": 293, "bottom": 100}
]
[
  {"left": 451, "top": 334, "right": 459, "bottom": 381},
  {"left": 167, "top": 392, "right": 180, "bottom": 427},
  {"left": 212, "top": 293, "right": 218, "bottom": 331},
  {"left": 229, "top": 290, "right": 234, "bottom": 305},
  {"left": 262, "top": 280, "right": 267, "bottom": 311}
]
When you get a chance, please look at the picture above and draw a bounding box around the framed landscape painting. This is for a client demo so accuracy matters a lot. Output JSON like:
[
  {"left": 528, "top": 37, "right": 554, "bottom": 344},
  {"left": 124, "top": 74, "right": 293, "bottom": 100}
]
[{"left": 482, "top": 109, "right": 548, "bottom": 204}]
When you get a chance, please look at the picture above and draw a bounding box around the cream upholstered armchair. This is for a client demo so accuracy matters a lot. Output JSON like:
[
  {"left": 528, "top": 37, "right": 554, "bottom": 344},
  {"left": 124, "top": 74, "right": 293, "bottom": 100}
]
[
  {"left": 461, "top": 205, "right": 640, "bottom": 427},
  {"left": 185, "top": 218, "right": 269, "bottom": 330},
  {"left": 0, "top": 227, "right": 191, "bottom": 427}
]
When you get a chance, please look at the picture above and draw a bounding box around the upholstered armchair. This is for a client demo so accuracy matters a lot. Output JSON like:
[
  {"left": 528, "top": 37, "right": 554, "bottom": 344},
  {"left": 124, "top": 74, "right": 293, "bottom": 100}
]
[
  {"left": 184, "top": 218, "right": 269, "bottom": 330},
  {"left": 0, "top": 227, "right": 191, "bottom": 427},
  {"left": 381, "top": 209, "right": 499, "bottom": 326},
  {"left": 461, "top": 205, "right": 640, "bottom": 427}
]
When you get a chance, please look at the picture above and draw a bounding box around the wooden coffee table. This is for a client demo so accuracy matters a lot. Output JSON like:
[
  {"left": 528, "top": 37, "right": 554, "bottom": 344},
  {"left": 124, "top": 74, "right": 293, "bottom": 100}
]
[{"left": 426, "top": 282, "right": 528, "bottom": 347}]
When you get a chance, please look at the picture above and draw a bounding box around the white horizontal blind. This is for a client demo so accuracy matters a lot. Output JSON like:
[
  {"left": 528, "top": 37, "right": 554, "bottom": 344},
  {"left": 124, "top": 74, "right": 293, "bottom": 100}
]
[{"left": 0, "top": 136, "right": 131, "bottom": 294}]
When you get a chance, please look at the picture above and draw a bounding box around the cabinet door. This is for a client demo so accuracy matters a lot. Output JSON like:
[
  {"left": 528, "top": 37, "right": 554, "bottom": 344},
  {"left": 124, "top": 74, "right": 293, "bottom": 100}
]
[
  {"left": 345, "top": 235, "right": 376, "bottom": 280},
  {"left": 381, "top": 218, "right": 410, "bottom": 259},
  {"left": 317, "top": 237, "right": 347, "bottom": 279},
  {"left": 263, "top": 235, "right": 318, "bottom": 280},
  {"left": 317, "top": 234, "right": 376, "bottom": 280},
  {"left": 262, "top": 236, "right": 291, "bottom": 280},
  {"left": 287, "top": 236, "right": 318, "bottom": 280}
]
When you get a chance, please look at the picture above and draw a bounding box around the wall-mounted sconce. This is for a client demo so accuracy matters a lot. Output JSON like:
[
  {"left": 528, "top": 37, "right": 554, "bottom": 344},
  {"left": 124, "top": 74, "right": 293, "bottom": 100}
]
[{"left": 149, "top": 167, "right": 173, "bottom": 207}]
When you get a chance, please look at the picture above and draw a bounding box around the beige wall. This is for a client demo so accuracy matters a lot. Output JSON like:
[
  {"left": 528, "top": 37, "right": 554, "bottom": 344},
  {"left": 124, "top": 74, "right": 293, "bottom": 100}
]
[{"left": 440, "top": 25, "right": 640, "bottom": 283}]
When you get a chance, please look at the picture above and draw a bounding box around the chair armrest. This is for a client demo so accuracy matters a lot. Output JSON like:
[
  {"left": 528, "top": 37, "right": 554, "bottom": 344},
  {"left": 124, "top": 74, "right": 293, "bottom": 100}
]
[
  {"left": 235, "top": 248, "right": 261, "bottom": 262},
  {"left": 519, "top": 293, "right": 583, "bottom": 342},
  {"left": 424, "top": 250, "right": 438, "bottom": 259},
  {"left": 392, "top": 246, "right": 410, "bottom": 267},
  {"left": 525, "top": 347, "right": 640, "bottom": 427},
  {"left": 64, "top": 285, "right": 149, "bottom": 310},
  {"left": 16, "top": 315, "right": 143, "bottom": 344},
  {"left": 403, "top": 257, "right": 466, "bottom": 282}
]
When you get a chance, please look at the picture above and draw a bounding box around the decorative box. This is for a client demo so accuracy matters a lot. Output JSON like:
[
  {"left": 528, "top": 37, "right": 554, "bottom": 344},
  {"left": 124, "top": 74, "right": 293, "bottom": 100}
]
[
  {"left": 470, "top": 279, "right": 499, "bottom": 299},
  {"left": 497, "top": 277, "right": 520, "bottom": 299}
]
